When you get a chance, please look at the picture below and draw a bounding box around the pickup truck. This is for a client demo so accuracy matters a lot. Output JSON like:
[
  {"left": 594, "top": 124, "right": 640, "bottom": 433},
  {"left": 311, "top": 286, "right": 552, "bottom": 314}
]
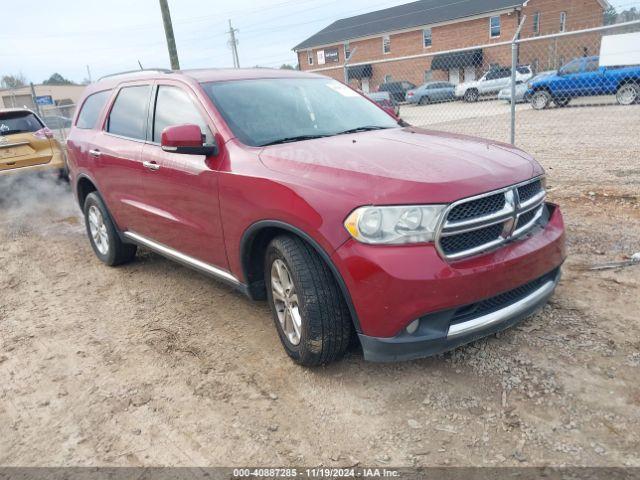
[{"left": 527, "top": 56, "right": 640, "bottom": 109}]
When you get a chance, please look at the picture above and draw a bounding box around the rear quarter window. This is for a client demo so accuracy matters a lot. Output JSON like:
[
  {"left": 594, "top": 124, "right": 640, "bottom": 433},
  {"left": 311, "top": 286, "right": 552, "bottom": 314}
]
[
  {"left": 107, "top": 85, "right": 151, "bottom": 140},
  {"left": 76, "top": 90, "right": 112, "bottom": 129}
]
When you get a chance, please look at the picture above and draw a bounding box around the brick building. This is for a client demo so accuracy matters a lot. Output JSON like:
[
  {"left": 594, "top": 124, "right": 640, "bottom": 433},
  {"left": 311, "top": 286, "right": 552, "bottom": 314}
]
[{"left": 293, "top": 0, "right": 608, "bottom": 91}]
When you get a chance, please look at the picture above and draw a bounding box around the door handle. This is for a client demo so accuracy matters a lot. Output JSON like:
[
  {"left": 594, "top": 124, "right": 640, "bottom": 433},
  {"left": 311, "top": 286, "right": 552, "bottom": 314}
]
[
  {"left": 143, "top": 161, "right": 160, "bottom": 171},
  {"left": 89, "top": 149, "right": 101, "bottom": 158}
]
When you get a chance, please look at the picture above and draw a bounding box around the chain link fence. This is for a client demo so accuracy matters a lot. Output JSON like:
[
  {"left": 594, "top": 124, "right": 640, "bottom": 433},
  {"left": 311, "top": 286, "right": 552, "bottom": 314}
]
[
  {"left": 38, "top": 104, "right": 75, "bottom": 144},
  {"left": 327, "top": 19, "right": 640, "bottom": 150}
]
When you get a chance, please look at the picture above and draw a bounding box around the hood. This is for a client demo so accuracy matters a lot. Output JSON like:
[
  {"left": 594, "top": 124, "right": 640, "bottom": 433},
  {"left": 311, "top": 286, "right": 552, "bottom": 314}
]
[{"left": 258, "top": 127, "right": 542, "bottom": 205}]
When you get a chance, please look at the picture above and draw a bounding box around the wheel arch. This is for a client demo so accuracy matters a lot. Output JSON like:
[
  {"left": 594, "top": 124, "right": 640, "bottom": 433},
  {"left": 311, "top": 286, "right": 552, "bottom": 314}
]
[
  {"left": 617, "top": 76, "right": 639, "bottom": 90},
  {"left": 76, "top": 173, "right": 99, "bottom": 209},
  {"left": 531, "top": 84, "right": 551, "bottom": 94},
  {"left": 240, "top": 220, "right": 362, "bottom": 333}
]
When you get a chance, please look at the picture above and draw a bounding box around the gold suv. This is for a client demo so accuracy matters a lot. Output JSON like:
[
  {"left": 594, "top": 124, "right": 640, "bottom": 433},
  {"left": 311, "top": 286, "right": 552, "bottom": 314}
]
[{"left": 0, "top": 108, "right": 66, "bottom": 178}]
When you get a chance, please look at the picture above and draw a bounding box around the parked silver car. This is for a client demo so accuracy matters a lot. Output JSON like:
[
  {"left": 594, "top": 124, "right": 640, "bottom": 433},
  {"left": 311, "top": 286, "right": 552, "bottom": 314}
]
[
  {"left": 405, "top": 82, "right": 455, "bottom": 105},
  {"left": 498, "top": 70, "right": 557, "bottom": 103}
]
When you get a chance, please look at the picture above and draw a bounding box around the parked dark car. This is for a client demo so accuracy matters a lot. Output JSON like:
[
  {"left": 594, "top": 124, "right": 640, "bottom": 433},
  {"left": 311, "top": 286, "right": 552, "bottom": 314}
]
[
  {"left": 406, "top": 82, "right": 455, "bottom": 105},
  {"left": 365, "top": 91, "right": 400, "bottom": 117},
  {"left": 527, "top": 56, "right": 640, "bottom": 109},
  {"left": 66, "top": 68, "right": 565, "bottom": 366},
  {"left": 378, "top": 81, "right": 416, "bottom": 103}
]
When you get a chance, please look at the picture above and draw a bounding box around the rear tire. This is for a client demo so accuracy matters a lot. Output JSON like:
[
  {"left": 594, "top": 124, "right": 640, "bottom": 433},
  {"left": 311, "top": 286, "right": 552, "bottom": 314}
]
[
  {"left": 554, "top": 97, "right": 571, "bottom": 107},
  {"left": 616, "top": 83, "right": 639, "bottom": 106},
  {"left": 83, "top": 192, "right": 137, "bottom": 266},
  {"left": 265, "top": 235, "right": 352, "bottom": 366},
  {"left": 464, "top": 89, "right": 479, "bottom": 102},
  {"left": 531, "top": 90, "right": 551, "bottom": 110},
  {"left": 418, "top": 96, "right": 430, "bottom": 106}
]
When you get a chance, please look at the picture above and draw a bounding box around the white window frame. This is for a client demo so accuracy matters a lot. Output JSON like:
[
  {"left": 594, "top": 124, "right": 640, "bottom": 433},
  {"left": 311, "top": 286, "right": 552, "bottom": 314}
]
[
  {"left": 382, "top": 35, "right": 391, "bottom": 54},
  {"left": 560, "top": 11, "right": 567, "bottom": 32},
  {"left": 490, "top": 15, "right": 501, "bottom": 38},
  {"left": 423, "top": 28, "right": 432, "bottom": 48},
  {"left": 307, "top": 50, "right": 313, "bottom": 66},
  {"left": 344, "top": 41, "right": 351, "bottom": 61},
  {"left": 533, "top": 12, "right": 540, "bottom": 35}
]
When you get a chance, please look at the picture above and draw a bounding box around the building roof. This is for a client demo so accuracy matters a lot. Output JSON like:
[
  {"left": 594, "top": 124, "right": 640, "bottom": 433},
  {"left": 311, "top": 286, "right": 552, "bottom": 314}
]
[{"left": 293, "top": 0, "right": 527, "bottom": 51}]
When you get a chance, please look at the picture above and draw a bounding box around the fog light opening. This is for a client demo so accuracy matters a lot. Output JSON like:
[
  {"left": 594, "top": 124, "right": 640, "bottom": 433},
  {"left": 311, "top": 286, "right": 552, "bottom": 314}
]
[{"left": 406, "top": 319, "right": 420, "bottom": 335}]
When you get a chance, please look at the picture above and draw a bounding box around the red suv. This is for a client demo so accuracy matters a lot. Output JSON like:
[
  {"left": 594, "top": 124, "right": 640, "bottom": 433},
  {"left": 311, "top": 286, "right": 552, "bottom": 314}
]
[{"left": 67, "top": 69, "right": 566, "bottom": 366}]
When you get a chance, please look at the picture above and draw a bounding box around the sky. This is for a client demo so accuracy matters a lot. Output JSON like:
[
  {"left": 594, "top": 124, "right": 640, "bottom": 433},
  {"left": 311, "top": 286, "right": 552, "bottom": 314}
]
[{"left": 1, "top": 0, "right": 637, "bottom": 84}]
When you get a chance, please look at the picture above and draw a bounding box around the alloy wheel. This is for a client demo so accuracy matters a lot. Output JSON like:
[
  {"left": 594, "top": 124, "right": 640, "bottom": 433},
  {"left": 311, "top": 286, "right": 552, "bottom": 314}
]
[
  {"left": 88, "top": 205, "right": 109, "bottom": 255},
  {"left": 271, "top": 259, "right": 302, "bottom": 346},
  {"left": 617, "top": 84, "right": 638, "bottom": 106},
  {"left": 532, "top": 92, "right": 549, "bottom": 110}
]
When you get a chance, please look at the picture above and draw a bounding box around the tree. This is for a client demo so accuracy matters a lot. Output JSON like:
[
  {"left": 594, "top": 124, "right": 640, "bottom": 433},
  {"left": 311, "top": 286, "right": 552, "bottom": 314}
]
[
  {"left": 603, "top": 5, "right": 617, "bottom": 25},
  {"left": 604, "top": 6, "right": 640, "bottom": 25},
  {"left": 279, "top": 64, "right": 296, "bottom": 70},
  {"left": 42, "top": 73, "right": 75, "bottom": 85},
  {"left": 1, "top": 73, "right": 27, "bottom": 89},
  {"left": 620, "top": 7, "right": 640, "bottom": 22}
]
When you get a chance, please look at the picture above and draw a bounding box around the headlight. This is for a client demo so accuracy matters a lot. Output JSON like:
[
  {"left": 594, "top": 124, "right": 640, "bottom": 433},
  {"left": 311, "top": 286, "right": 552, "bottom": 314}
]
[{"left": 344, "top": 205, "right": 446, "bottom": 245}]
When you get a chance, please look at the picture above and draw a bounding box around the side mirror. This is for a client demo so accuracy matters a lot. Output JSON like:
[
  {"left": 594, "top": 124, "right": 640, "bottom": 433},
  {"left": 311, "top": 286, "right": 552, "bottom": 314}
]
[{"left": 161, "top": 124, "right": 218, "bottom": 156}]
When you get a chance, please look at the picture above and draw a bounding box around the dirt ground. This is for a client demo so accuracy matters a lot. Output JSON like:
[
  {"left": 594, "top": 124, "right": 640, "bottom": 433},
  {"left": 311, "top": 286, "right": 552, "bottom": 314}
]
[{"left": 1, "top": 103, "right": 639, "bottom": 467}]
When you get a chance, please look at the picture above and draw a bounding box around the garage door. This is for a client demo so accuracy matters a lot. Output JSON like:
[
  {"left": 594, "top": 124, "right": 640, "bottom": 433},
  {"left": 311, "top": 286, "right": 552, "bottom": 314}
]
[{"left": 2, "top": 94, "right": 35, "bottom": 109}]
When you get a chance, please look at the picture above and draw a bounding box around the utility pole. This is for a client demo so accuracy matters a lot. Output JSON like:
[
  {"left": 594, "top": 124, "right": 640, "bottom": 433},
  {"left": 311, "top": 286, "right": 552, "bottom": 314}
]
[
  {"left": 159, "top": 0, "right": 180, "bottom": 70},
  {"left": 29, "top": 82, "right": 42, "bottom": 117},
  {"left": 227, "top": 20, "right": 240, "bottom": 68},
  {"left": 86, "top": 65, "right": 92, "bottom": 83}
]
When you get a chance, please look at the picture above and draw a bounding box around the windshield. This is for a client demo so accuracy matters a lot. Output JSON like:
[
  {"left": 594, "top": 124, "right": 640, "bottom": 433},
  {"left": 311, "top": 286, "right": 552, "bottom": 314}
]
[
  {"left": 201, "top": 78, "right": 399, "bottom": 147},
  {"left": 0, "top": 111, "right": 43, "bottom": 136}
]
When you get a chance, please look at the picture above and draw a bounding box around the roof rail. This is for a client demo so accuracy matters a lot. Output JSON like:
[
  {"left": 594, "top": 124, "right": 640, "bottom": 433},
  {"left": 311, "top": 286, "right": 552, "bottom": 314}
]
[{"left": 97, "top": 68, "right": 174, "bottom": 81}]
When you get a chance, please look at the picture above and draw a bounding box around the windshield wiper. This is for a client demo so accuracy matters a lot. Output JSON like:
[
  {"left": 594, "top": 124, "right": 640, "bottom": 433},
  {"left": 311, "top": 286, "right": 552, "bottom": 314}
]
[
  {"left": 334, "top": 126, "right": 391, "bottom": 135},
  {"left": 259, "top": 134, "right": 329, "bottom": 146}
]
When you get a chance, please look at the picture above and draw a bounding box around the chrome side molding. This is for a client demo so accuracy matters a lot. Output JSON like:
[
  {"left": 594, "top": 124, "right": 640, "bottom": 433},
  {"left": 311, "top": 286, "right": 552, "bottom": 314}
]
[
  {"left": 447, "top": 277, "right": 557, "bottom": 338},
  {"left": 123, "top": 231, "right": 240, "bottom": 286}
]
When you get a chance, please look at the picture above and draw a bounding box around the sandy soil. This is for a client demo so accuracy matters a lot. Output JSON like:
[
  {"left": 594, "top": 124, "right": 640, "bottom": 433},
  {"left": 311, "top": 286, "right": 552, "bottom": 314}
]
[{"left": 0, "top": 104, "right": 639, "bottom": 467}]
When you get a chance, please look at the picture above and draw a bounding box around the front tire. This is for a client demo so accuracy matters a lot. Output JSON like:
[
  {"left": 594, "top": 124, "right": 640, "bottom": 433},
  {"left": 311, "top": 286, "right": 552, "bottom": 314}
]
[
  {"left": 531, "top": 90, "right": 551, "bottom": 110},
  {"left": 616, "top": 83, "right": 639, "bottom": 106},
  {"left": 83, "top": 192, "right": 137, "bottom": 266},
  {"left": 464, "top": 89, "right": 479, "bottom": 102},
  {"left": 265, "top": 235, "right": 352, "bottom": 366}
]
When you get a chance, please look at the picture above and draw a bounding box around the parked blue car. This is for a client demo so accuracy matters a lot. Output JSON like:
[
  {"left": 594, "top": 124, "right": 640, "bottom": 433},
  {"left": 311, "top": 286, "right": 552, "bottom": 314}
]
[
  {"left": 405, "top": 81, "right": 455, "bottom": 105},
  {"left": 527, "top": 56, "right": 640, "bottom": 109}
]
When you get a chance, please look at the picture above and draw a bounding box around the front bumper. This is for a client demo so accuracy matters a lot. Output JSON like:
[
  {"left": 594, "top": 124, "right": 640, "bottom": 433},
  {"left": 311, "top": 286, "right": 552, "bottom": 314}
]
[
  {"left": 331, "top": 203, "right": 566, "bottom": 360},
  {"left": 359, "top": 267, "right": 560, "bottom": 362}
]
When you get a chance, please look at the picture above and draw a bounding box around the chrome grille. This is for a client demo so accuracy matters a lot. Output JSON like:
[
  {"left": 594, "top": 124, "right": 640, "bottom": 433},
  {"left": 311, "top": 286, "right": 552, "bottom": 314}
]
[
  {"left": 517, "top": 180, "right": 543, "bottom": 204},
  {"left": 448, "top": 192, "right": 506, "bottom": 222},
  {"left": 437, "top": 177, "right": 546, "bottom": 261},
  {"left": 440, "top": 223, "right": 503, "bottom": 255}
]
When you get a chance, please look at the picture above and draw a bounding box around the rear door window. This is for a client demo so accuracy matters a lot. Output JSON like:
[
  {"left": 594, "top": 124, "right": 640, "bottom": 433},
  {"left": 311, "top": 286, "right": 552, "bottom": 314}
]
[
  {"left": 560, "top": 59, "right": 582, "bottom": 75},
  {"left": 152, "top": 86, "right": 213, "bottom": 143},
  {"left": 585, "top": 58, "right": 599, "bottom": 72},
  {"left": 0, "top": 110, "right": 43, "bottom": 136},
  {"left": 76, "top": 90, "right": 112, "bottom": 129},
  {"left": 107, "top": 85, "right": 151, "bottom": 140}
]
